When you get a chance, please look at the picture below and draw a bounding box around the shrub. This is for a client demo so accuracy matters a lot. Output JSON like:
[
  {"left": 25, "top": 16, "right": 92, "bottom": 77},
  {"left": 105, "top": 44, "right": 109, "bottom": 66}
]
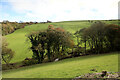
[
  {"left": 22, "top": 58, "right": 38, "bottom": 66},
  {"left": 2, "top": 37, "right": 14, "bottom": 65}
]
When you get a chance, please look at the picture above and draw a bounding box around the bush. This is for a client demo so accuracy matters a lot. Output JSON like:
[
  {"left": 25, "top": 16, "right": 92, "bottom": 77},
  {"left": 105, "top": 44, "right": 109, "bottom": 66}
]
[
  {"left": 2, "top": 37, "right": 14, "bottom": 65},
  {"left": 22, "top": 59, "right": 38, "bottom": 66},
  {"left": 72, "top": 47, "right": 84, "bottom": 57}
]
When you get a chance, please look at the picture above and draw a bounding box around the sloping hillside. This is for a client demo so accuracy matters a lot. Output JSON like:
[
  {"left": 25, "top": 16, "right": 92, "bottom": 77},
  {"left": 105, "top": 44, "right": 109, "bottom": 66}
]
[
  {"left": 5, "top": 20, "right": 119, "bottom": 63},
  {"left": 3, "top": 52, "right": 118, "bottom": 78}
]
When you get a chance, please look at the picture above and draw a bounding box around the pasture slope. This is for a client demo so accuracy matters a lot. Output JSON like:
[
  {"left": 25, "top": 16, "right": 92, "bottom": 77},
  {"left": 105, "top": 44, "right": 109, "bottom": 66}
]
[
  {"left": 3, "top": 52, "right": 118, "bottom": 78},
  {"left": 2, "top": 20, "right": 119, "bottom": 78},
  {"left": 5, "top": 20, "right": 119, "bottom": 63},
  {"left": 5, "top": 21, "right": 92, "bottom": 63}
]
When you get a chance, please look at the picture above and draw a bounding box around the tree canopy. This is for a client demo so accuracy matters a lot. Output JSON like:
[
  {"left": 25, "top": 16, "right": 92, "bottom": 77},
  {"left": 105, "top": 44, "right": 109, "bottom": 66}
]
[
  {"left": 27, "top": 25, "right": 74, "bottom": 63},
  {"left": 75, "top": 21, "right": 120, "bottom": 54}
]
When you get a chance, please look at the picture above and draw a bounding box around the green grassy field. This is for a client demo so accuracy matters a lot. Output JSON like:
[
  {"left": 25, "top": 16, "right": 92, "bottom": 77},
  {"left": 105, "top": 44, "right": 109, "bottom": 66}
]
[
  {"left": 5, "top": 21, "right": 91, "bottom": 63},
  {"left": 2, "top": 52, "right": 118, "bottom": 78},
  {"left": 5, "top": 20, "right": 119, "bottom": 63}
]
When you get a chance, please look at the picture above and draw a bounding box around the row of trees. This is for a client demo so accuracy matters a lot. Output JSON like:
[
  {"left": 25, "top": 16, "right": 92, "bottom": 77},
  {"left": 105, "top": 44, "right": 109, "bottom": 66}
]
[
  {"left": 27, "top": 25, "right": 74, "bottom": 63},
  {"left": 28, "top": 22, "right": 120, "bottom": 64},
  {"left": 1, "top": 21, "right": 33, "bottom": 36},
  {"left": 75, "top": 21, "right": 120, "bottom": 54},
  {"left": 2, "top": 21, "right": 120, "bottom": 66}
]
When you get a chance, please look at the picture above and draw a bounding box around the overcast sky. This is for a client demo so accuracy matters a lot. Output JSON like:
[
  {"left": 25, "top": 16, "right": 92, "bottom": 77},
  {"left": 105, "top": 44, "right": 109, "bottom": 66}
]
[{"left": 0, "top": 0, "right": 119, "bottom": 22}]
